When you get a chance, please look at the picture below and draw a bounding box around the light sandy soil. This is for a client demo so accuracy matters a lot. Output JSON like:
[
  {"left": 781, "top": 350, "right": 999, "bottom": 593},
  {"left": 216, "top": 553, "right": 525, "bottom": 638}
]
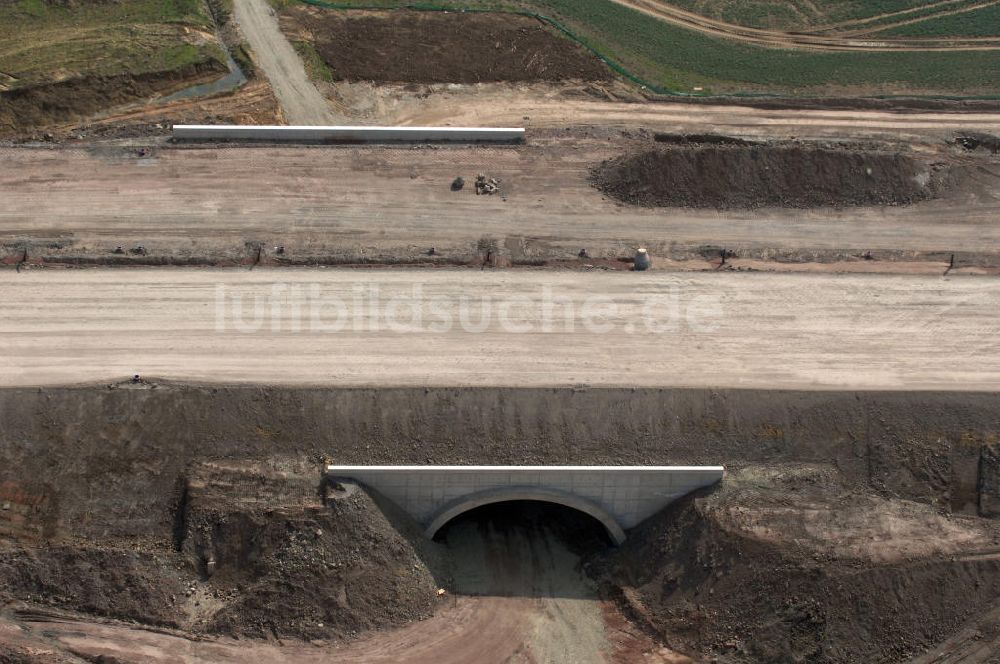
[
  {"left": 337, "top": 81, "right": 1000, "bottom": 137},
  {"left": 2, "top": 268, "right": 999, "bottom": 390},
  {"left": 2, "top": 140, "right": 1000, "bottom": 269},
  {"left": 233, "top": 0, "right": 340, "bottom": 124},
  {"left": 0, "top": 598, "right": 607, "bottom": 664}
]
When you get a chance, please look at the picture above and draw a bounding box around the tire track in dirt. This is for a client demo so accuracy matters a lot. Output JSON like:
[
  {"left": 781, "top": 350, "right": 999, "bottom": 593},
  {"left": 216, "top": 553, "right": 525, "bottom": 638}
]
[
  {"left": 5, "top": 269, "right": 1000, "bottom": 391},
  {"left": 232, "top": 0, "right": 342, "bottom": 124},
  {"left": 609, "top": 0, "right": 1000, "bottom": 51},
  {"left": 834, "top": 0, "right": 1000, "bottom": 38},
  {"left": 811, "top": 0, "right": 979, "bottom": 32}
]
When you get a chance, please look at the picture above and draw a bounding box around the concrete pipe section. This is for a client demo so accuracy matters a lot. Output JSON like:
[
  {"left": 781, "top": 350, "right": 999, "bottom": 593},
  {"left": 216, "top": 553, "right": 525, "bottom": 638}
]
[{"left": 326, "top": 465, "right": 725, "bottom": 544}]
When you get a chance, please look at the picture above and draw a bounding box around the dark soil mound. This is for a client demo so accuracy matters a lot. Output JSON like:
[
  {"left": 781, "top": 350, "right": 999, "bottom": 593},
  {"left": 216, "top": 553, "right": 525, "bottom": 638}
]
[
  {"left": 179, "top": 462, "right": 445, "bottom": 641},
  {"left": 0, "top": 460, "right": 446, "bottom": 643},
  {"left": 0, "top": 544, "right": 188, "bottom": 626},
  {"left": 597, "top": 465, "right": 1000, "bottom": 663},
  {"left": 592, "top": 145, "right": 943, "bottom": 209},
  {"left": 288, "top": 9, "right": 611, "bottom": 83}
]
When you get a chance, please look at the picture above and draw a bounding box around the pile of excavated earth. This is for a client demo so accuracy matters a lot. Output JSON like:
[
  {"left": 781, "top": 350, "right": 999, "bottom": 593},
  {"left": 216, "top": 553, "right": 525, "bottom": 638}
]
[
  {"left": 0, "top": 460, "right": 444, "bottom": 645},
  {"left": 591, "top": 143, "right": 950, "bottom": 209},
  {"left": 596, "top": 465, "right": 1000, "bottom": 662}
]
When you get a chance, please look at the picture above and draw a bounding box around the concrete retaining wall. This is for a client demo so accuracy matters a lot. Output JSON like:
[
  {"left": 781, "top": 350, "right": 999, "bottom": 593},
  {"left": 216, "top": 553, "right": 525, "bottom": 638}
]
[
  {"left": 172, "top": 125, "right": 525, "bottom": 143},
  {"left": 327, "top": 465, "right": 725, "bottom": 543}
]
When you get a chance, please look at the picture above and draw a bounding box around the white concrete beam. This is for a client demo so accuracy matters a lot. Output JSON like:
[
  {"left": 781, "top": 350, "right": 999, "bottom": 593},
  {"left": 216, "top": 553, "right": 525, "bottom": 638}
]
[{"left": 172, "top": 125, "right": 525, "bottom": 143}]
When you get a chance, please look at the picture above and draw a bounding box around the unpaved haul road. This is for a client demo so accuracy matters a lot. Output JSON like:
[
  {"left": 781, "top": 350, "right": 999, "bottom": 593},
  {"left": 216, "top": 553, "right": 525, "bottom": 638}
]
[
  {"left": 3, "top": 145, "right": 1000, "bottom": 268},
  {"left": 233, "top": 0, "right": 340, "bottom": 124},
  {"left": 0, "top": 511, "right": 679, "bottom": 663},
  {"left": 2, "top": 269, "right": 1000, "bottom": 390}
]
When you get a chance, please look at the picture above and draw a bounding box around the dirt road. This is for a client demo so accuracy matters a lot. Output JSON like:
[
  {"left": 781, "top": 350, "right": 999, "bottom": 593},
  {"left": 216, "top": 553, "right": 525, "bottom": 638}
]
[
  {"left": 0, "top": 594, "right": 678, "bottom": 664},
  {"left": 383, "top": 88, "right": 1000, "bottom": 135},
  {"left": 0, "top": 505, "right": 677, "bottom": 663},
  {"left": 3, "top": 268, "right": 999, "bottom": 390},
  {"left": 233, "top": 0, "right": 340, "bottom": 124},
  {"left": 3, "top": 143, "right": 1000, "bottom": 269}
]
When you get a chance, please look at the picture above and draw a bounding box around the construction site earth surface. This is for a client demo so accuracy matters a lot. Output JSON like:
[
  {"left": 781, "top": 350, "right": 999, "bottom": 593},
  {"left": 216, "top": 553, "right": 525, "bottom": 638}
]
[{"left": 4, "top": 0, "right": 1000, "bottom": 662}]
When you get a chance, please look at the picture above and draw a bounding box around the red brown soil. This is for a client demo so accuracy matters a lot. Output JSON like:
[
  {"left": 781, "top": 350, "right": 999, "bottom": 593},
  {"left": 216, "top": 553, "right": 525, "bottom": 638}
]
[
  {"left": 592, "top": 144, "right": 947, "bottom": 209},
  {"left": 285, "top": 8, "right": 611, "bottom": 84}
]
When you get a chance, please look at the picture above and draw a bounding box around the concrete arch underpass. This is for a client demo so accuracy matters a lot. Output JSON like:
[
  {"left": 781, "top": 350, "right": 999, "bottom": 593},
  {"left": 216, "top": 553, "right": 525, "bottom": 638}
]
[
  {"left": 326, "top": 466, "right": 725, "bottom": 544},
  {"left": 425, "top": 486, "right": 627, "bottom": 545}
]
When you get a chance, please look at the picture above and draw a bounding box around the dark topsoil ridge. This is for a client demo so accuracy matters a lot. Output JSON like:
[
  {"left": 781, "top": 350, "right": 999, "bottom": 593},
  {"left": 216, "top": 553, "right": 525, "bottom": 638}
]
[
  {"left": 286, "top": 8, "right": 611, "bottom": 83},
  {"left": 0, "top": 60, "right": 226, "bottom": 137},
  {"left": 592, "top": 144, "right": 949, "bottom": 209}
]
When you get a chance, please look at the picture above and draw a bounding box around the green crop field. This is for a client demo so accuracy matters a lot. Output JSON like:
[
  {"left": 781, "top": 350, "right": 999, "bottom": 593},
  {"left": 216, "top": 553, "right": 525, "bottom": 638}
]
[
  {"left": 0, "top": 0, "right": 225, "bottom": 92},
  {"left": 597, "top": 0, "right": 997, "bottom": 34},
  {"left": 875, "top": 4, "right": 1000, "bottom": 37},
  {"left": 290, "top": 0, "right": 1000, "bottom": 96},
  {"left": 657, "top": 0, "right": 935, "bottom": 30}
]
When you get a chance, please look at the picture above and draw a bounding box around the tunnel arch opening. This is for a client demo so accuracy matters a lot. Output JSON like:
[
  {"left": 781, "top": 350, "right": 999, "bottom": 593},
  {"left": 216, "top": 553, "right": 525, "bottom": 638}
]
[{"left": 425, "top": 487, "right": 626, "bottom": 545}]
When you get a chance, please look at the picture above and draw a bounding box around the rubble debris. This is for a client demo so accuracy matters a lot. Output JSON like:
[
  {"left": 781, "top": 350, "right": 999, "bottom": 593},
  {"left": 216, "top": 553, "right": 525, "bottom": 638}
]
[
  {"left": 955, "top": 132, "right": 1000, "bottom": 153},
  {"left": 475, "top": 173, "right": 501, "bottom": 196}
]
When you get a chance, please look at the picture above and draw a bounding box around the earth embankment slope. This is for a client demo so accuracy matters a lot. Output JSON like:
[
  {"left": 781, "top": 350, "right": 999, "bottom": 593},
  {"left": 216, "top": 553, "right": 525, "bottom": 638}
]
[
  {"left": 0, "top": 0, "right": 230, "bottom": 136},
  {"left": 1, "top": 384, "right": 997, "bottom": 541},
  {"left": 1, "top": 384, "right": 1000, "bottom": 660},
  {"left": 598, "top": 464, "right": 1000, "bottom": 662}
]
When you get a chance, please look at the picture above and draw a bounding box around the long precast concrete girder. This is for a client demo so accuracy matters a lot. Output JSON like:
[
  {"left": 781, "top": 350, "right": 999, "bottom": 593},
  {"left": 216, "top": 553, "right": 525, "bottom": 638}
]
[
  {"left": 172, "top": 125, "right": 526, "bottom": 143},
  {"left": 326, "top": 465, "right": 725, "bottom": 545}
]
